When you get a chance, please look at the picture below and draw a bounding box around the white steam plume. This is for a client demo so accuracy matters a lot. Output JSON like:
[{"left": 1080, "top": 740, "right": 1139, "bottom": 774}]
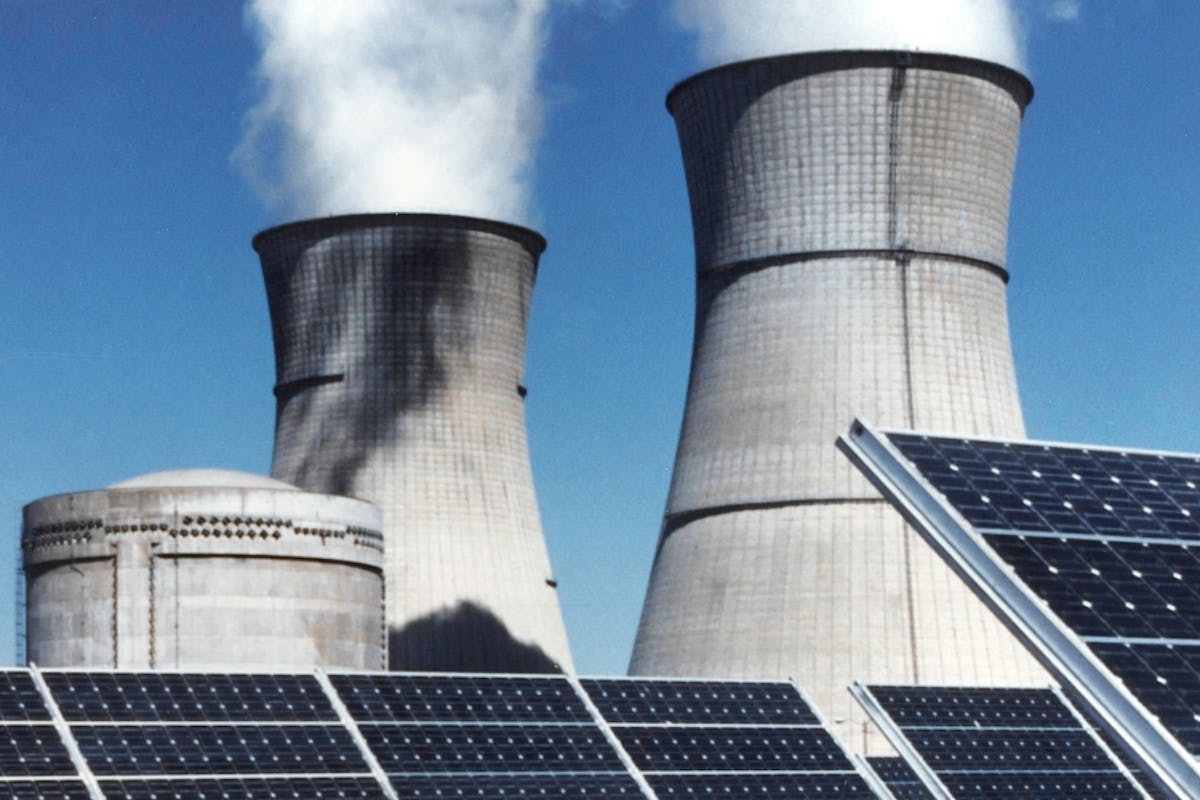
[
  {"left": 237, "top": 0, "right": 547, "bottom": 223},
  {"left": 674, "top": 0, "right": 1023, "bottom": 71}
]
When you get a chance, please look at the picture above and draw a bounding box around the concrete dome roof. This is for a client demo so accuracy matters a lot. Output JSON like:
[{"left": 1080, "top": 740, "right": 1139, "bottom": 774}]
[{"left": 108, "top": 469, "right": 298, "bottom": 491}]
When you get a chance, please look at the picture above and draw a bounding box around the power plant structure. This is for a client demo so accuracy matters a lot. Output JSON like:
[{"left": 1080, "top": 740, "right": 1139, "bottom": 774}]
[
  {"left": 253, "top": 213, "right": 573, "bottom": 673},
  {"left": 22, "top": 469, "right": 384, "bottom": 670},
  {"left": 629, "top": 51, "right": 1051, "bottom": 746}
]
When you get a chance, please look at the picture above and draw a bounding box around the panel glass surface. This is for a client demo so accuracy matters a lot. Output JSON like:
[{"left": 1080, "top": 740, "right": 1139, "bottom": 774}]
[
  {"left": 883, "top": 431, "right": 1200, "bottom": 761},
  {"left": 0, "top": 724, "right": 77, "bottom": 777},
  {"left": 862, "top": 685, "right": 1144, "bottom": 799},
  {"left": 45, "top": 672, "right": 336, "bottom": 723},
  {"left": 581, "top": 678, "right": 818, "bottom": 725},
  {"left": 331, "top": 673, "right": 591, "bottom": 724},
  {"left": 866, "top": 756, "right": 934, "bottom": 800},
  {"left": 616, "top": 726, "right": 851, "bottom": 772},
  {"left": 0, "top": 673, "right": 51, "bottom": 721}
]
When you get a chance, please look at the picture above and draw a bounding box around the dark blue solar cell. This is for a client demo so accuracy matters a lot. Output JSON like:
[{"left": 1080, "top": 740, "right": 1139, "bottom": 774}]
[
  {"left": 0, "top": 780, "right": 91, "bottom": 799},
  {"left": 98, "top": 776, "right": 387, "bottom": 799},
  {"left": 45, "top": 672, "right": 335, "bottom": 723},
  {"left": 74, "top": 724, "right": 367, "bottom": 775},
  {"left": 387, "top": 774, "right": 644, "bottom": 797},
  {"left": 360, "top": 722, "right": 623, "bottom": 773},
  {"left": 580, "top": 678, "right": 817, "bottom": 725},
  {"left": 937, "top": 771, "right": 1145, "bottom": 800},
  {"left": 0, "top": 672, "right": 51, "bottom": 721},
  {"left": 867, "top": 756, "right": 935, "bottom": 800},
  {"left": 330, "top": 673, "right": 591, "bottom": 724},
  {"left": 647, "top": 772, "right": 877, "bottom": 798},
  {"left": 614, "top": 726, "right": 851, "bottom": 772},
  {"left": 867, "top": 686, "right": 1077, "bottom": 729},
  {"left": 0, "top": 724, "right": 76, "bottom": 776}
]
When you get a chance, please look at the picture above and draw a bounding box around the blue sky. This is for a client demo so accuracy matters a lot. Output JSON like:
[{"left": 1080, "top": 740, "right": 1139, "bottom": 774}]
[{"left": 1, "top": 1, "right": 1197, "bottom": 675}]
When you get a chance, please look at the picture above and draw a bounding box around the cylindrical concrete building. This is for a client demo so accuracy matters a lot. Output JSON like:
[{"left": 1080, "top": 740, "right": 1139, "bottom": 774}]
[
  {"left": 23, "top": 469, "right": 384, "bottom": 670},
  {"left": 629, "top": 51, "right": 1049, "bottom": 747},
  {"left": 254, "top": 213, "right": 572, "bottom": 673}
]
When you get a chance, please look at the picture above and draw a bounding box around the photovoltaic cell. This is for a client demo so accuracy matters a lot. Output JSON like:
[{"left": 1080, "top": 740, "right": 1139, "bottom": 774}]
[
  {"left": 44, "top": 672, "right": 336, "bottom": 723},
  {"left": 858, "top": 685, "right": 1145, "bottom": 800},
  {"left": 331, "top": 673, "right": 591, "bottom": 724},
  {"left": 580, "top": 678, "right": 818, "bottom": 725},
  {"left": 867, "top": 756, "right": 934, "bottom": 800}
]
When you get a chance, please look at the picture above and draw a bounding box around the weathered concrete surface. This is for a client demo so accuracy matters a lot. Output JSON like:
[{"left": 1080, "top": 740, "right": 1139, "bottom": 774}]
[
  {"left": 23, "top": 470, "right": 384, "bottom": 670},
  {"left": 630, "top": 52, "right": 1049, "bottom": 751},
  {"left": 255, "top": 214, "right": 572, "bottom": 672}
]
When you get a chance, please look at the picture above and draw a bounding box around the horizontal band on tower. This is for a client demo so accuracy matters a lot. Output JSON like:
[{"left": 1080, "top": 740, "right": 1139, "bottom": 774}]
[
  {"left": 662, "top": 497, "right": 892, "bottom": 540},
  {"left": 701, "top": 248, "right": 1009, "bottom": 289}
]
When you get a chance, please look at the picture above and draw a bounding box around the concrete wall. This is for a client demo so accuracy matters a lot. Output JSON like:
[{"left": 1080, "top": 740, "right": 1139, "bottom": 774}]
[
  {"left": 630, "top": 51, "right": 1049, "bottom": 750},
  {"left": 23, "top": 482, "right": 384, "bottom": 670},
  {"left": 254, "top": 214, "right": 572, "bottom": 672}
]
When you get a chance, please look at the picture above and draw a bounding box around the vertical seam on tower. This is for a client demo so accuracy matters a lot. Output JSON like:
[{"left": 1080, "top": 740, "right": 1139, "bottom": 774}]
[
  {"left": 148, "top": 548, "right": 155, "bottom": 669},
  {"left": 890, "top": 64, "right": 921, "bottom": 683}
]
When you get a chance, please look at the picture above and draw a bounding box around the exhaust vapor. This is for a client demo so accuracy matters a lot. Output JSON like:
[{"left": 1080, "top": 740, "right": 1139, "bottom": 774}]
[
  {"left": 673, "top": 0, "right": 1023, "bottom": 71},
  {"left": 237, "top": 0, "right": 547, "bottom": 224}
]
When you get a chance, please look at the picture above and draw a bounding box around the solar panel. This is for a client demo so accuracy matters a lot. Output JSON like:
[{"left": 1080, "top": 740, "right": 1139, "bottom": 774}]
[
  {"left": 839, "top": 421, "right": 1200, "bottom": 797},
  {"left": 585, "top": 678, "right": 878, "bottom": 799},
  {"left": 0, "top": 673, "right": 51, "bottom": 722},
  {"left": 44, "top": 672, "right": 337, "bottom": 723},
  {"left": 855, "top": 685, "right": 1146, "bottom": 800},
  {"left": 386, "top": 774, "right": 646, "bottom": 797},
  {"left": 867, "top": 756, "right": 935, "bottom": 799},
  {"left": 0, "top": 724, "right": 78, "bottom": 776}
]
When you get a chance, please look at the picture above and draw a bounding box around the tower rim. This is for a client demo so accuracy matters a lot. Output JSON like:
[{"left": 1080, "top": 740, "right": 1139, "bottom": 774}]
[
  {"left": 666, "top": 49, "right": 1034, "bottom": 115},
  {"left": 252, "top": 212, "right": 547, "bottom": 258}
]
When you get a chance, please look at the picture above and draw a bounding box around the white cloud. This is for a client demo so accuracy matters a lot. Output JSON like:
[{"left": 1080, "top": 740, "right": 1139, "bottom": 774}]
[{"left": 1046, "top": 0, "right": 1081, "bottom": 22}]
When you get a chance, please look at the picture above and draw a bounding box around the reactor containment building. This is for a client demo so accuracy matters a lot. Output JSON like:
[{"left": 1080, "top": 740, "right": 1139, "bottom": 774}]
[{"left": 629, "top": 51, "right": 1050, "bottom": 742}]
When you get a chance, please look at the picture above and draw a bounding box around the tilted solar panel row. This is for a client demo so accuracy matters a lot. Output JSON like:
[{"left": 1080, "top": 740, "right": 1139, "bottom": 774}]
[
  {"left": 0, "top": 670, "right": 885, "bottom": 799},
  {"left": 854, "top": 685, "right": 1147, "bottom": 800},
  {"left": 839, "top": 420, "right": 1200, "bottom": 798}
]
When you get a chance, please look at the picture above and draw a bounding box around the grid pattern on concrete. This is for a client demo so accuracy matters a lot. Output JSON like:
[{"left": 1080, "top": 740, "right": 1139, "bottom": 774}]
[
  {"left": 631, "top": 52, "right": 1048, "bottom": 753},
  {"left": 255, "top": 214, "right": 572, "bottom": 673}
]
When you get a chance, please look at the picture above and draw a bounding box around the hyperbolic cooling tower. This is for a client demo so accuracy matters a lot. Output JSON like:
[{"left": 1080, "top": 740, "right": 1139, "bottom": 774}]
[
  {"left": 630, "top": 51, "right": 1050, "bottom": 743},
  {"left": 254, "top": 213, "right": 572, "bottom": 673}
]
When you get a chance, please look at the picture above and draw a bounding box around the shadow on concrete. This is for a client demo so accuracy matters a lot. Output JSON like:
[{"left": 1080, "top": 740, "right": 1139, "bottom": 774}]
[{"left": 389, "top": 600, "right": 561, "bottom": 674}]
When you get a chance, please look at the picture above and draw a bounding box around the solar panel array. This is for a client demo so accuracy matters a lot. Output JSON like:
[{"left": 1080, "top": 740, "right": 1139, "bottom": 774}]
[
  {"left": 856, "top": 685, "right": 1146, "bottom": 799},
  {"left": 878, "top": 432, "right": 1200, "bottom": 761},
  {"left": 581, "top": 678, "right": 878, "bottom": 798},
  {"left": 0, "top": 669, "right": 882, "bottom": 799}
]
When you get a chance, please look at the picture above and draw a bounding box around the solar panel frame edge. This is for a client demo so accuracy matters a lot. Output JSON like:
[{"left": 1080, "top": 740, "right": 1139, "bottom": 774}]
[
  {"left": 838, "top": 421, "right": 1200, "bottom": 799},
  {"left": 850, "top": 683, "right": 955, "bottom": 800}
]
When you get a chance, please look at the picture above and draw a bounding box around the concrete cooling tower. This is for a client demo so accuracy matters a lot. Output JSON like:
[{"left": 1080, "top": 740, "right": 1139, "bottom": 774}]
[
  {"left": 629, "top": 51, "right": 1050, "bottom": 746},
  {"left": 23, "top": 470, "right": 384, "bottom": 670},
  {"left": 254, "top": 213, "right": 572, "bottom": 673}
]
